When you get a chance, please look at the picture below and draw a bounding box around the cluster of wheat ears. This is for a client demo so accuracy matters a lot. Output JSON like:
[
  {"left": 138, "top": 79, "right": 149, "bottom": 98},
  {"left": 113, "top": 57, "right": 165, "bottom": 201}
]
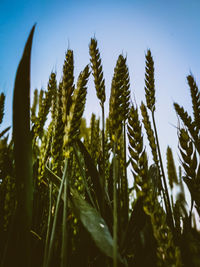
[{"left": 0, "top": 25, "right": 200, "bottom": 267}]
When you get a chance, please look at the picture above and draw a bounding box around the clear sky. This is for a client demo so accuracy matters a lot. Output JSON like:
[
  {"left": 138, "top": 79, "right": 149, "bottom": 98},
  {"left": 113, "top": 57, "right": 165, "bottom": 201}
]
[{"left": 1, "top": 0, "right": 200, "bottom": 170}]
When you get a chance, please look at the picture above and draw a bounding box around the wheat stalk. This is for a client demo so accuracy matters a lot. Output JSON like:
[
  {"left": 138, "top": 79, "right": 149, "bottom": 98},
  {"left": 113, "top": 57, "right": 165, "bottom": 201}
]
[
  {"left": 187, "top": 75, "right": 200, "bottom": 131},
  {"left": 89, "top": 38, "right": 106, "bottom": 105},
  {"left": 62, "top": 49, "right": 74, "bottom": 124},
  {"left": 51, "top": 82, "right": 64, "bottom": 175},
  {"left": 63, "top": 65, "right": 90, "bottom": 157},
  {"left": 128, "top": 104, "right": 148, "bottom": 195}
]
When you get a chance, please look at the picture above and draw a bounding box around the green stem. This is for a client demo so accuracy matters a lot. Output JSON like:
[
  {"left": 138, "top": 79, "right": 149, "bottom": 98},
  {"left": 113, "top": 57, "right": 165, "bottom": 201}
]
[
  {"left": 46, "top": 164, "right": 62, "bottom": 183},
  {"left": 61, "top": 174, "right": 68, "bottom": 267},
  {"left": 152, "top": 112, "right": 174, "bottom": 230},
  {"left": 43, "top": 181, "right": 52, "bottom": 267},
  {"left": 123, "top": 120, "right": 128, "bottom": 226},
  {"left": 113, "top": 141, "right": 118, "bottom": 267},
  {"left": 46, "top": 158, "right": 68, "bottom": 267},
  {"left": 102, "top": 103, "right": 105, "bottom": 214}
]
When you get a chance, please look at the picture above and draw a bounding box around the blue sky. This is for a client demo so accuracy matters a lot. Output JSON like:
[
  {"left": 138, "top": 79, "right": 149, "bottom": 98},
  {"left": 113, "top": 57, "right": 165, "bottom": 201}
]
[{"left": 1, "top": 0, "right": 200, "bottom": 170}]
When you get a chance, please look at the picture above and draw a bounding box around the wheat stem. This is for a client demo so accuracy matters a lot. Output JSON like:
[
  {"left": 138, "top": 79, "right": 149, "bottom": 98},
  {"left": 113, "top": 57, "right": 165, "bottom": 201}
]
[
  {"left": 102, "top": 104, "right": 105, "bottom": 214},
  {"left": 152, "top": 112, "right": 174, "bottom": 230},
  {"left": 113, "top": 141, "right": 118, "bottom": 267},
  {"left": 46, "top": 158, "right": 68, "bottom": 267},
  {"left": 73, "top": 143, "right": 97, "bottom": 209},
  {"left": 123, "top": 120, "right": 128, "bottom": 224},
  {"left": 61, "top": 174, "right": 68, "bottom": 267},
  {"left": 43, "top": 181, "right": 52, "bottom": 267}
]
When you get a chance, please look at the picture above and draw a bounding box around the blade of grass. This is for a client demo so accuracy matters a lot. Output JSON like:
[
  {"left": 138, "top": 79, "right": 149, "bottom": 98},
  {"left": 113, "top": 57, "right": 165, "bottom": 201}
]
[
  {"left": 69, "top": 188, "right": 125, "bottom": 264},
  {"left": 76, "top": 140, "right": 113, "bottom": 214},
  {"left": 43, "top": 181, "right": 52, "bottom": 267},
  {"left": 46, "top": 163, "right": 62, "bottom": 186},
  {"left": 2, "top": 25, "right": 35, "bottom": 267},
  {"left": 61, "top": 171, "right": 68, "bottom": 267},
  {"left": 0, "top": 126, "right": 11, "bottom": 138},
  {"left": 73, "top": 143, "right": 97, "bottom": 209},
  {"left": 46, "top": 158, "right": 68, "bottom": 267},
  {"left": 152, "top": 112, "right": 174, "bottom": 230}
]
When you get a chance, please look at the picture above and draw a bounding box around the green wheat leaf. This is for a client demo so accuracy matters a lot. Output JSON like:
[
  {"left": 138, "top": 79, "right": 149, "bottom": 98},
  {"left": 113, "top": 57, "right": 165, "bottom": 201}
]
[
  {"left": 69, "top": 188, "right": 123, "bottom": 263},
  {"left": 11, "top": 24, "right": 35, "bottom": 267}
]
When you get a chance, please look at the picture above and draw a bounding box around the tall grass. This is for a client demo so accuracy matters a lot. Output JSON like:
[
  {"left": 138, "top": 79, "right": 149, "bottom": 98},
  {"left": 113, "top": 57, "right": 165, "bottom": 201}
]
[{"left": 0, "top": 26, "right": 200, "bottom": 267}]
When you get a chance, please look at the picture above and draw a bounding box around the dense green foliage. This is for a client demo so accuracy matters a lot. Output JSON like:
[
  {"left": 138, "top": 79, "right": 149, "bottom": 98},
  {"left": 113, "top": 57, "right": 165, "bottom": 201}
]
[{"left": 0, "top": 26, "right": 200, "bottom": 267}]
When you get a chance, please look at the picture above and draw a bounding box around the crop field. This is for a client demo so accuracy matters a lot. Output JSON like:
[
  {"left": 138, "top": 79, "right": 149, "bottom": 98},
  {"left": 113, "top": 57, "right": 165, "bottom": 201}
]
[{"left": 0, "top": 25, "right": 200, "bottom": 267}]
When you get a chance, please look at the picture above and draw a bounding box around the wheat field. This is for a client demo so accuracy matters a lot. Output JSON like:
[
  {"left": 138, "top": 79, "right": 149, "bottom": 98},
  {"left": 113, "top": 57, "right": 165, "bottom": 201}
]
[{"left": 0, "top": 25, "right": 200, "bottom": 267}]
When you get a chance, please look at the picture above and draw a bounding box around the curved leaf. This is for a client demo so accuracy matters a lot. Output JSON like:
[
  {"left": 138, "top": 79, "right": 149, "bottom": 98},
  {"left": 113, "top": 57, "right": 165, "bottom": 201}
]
[{"left": 69, "top": 188, "right": 123, "bottom": 263}]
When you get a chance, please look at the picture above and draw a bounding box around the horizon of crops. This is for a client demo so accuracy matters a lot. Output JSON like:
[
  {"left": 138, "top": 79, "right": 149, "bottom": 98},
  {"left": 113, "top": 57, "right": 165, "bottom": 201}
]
[{"left": 0, "top": 25, "right": 200, "bottom": 267}]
